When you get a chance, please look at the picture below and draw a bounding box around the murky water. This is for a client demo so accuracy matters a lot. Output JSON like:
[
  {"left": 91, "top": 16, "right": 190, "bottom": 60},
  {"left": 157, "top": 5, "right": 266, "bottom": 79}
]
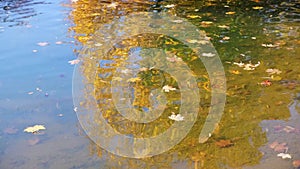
[{"left": 0, "top": 0, "right": 299, "bottom": 169}]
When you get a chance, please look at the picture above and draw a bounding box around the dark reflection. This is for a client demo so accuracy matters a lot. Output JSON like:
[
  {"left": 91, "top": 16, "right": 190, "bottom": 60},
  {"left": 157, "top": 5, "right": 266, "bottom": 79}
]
[
  {"left": 70, "top": 0, "right": 300, "bottom": 168},
  {"left": 0, "top": 0, "right": 49, "bottom": 27}
]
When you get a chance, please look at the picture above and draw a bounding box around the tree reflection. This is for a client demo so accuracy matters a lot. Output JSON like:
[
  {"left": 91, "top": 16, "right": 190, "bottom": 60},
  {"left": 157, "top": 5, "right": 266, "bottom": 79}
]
[{"left": 69, "top": 0, "right": 298, "bottom": 168}]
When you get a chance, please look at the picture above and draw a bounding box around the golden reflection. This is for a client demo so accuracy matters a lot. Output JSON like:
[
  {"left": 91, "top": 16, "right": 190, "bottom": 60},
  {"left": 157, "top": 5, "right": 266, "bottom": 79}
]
[{"left": 69, "top": 0, "right": 299, "bottom": 168}]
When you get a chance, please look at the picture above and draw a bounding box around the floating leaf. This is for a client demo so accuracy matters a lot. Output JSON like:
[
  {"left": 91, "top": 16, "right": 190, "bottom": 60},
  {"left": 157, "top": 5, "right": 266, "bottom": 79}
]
[
  {"left": 162, "top": 85, "right": 176, "bottom": 92},
  {"left": 259, "top": 80, "right": 272, "bottom": 87},
  {"left": 139, "top": 67, "right": 148, "bottom": 71},
  {"left": 37, "top": 42, "right": 49, "bottom": 46},
  {"left": 127, "top": 77, "right": 141, "bottom": 83},
  {"left": 269, "top": 141, "right": 279, "bottom": 149},
  {"left": 262, "top": 43, "right": 279, "bottom": 48},
  {"left": 222, "top": 36, "right": 230, "bottom": 40},
  {"left": 36, "top": 87, "right": 42, "bottom": 92},
  {"left": 225, "top": 11, "right": 235, "bottom": 15},
  {"left": 168, "top": 112, "right": 184, "bottom": 121},
  {"left": 166, "top": 55, "right": 182, "bottom": 62},
  {"left": 233, "top": 62, "right": 245, "bottom": 67},
  {"left": 229, "top": 70, "right": 241, "bottom": 75},
  {"left": 55, "top": 41, "right": 63, "bottom": 45},
  {"left": 253, "top": 6, "right": 263, "bottom": 10},
  {"left": 107, "top": 2, "right": 118, "bottom": 8},
  {"left": 28, "top": 137, "right": 40, "bottom": 146},
  {"left": 218, "top": 25, "right": 230, "bottom": 29},
  {"left": 269, "top": 141, "right": 288, "bottom": 153},
  {"left": 172, "top": 20, "right": 183, "bottom": 23},
  {"left": 186, "top": 39, "right": 209, "bottom": 44},
  {"left": 3, "top": 127, "right": 18, "bottom": 134},
  {"left": 277, "top": 153, "right": 292, "bottom": 159},
  {"left": 215, "top": 139, "right": 233, "bottom": 148},
  {"left": 187, "top": 15, "right": 201, "bottom": 19},
  {"left": 165, "top": 4, "right": 175, "bottom": 8},
  {"left": 271, "top": 75, "right": 282, "bottom": 81},
  {"left": 233, "top": 61, "right": 260, "bottom": 70},
  {"left": 68, "top": 59, "right": 80, "bottom": 65},
  {"left": 293, "top": 160, "right": 300, "bottom": 168},
  {"left": 202, "top": 52, "right": 215, "bottom": 57},
  {"left": 283, "top": 125, "right": 297, "bottom": 133},
  {"left": 24, "top": 125, "right": 46, "bottom": 133},
  {"left": 201, "top": 21, "right": 213, "bottom": 25},
  {"left": 266, "top": 68, "right": 282, "bottom": 75}
]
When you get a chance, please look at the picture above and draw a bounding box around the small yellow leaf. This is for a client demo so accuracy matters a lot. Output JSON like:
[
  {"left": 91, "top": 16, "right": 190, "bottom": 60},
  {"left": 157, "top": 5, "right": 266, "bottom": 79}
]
[
  {"left": 218, "top": 25, "right": 230, "bottom": 29},
  {"left": 253, "top": 6, "right": 263, "bottom": 10},
  {"left": 225, "top": 11, "right": 236, "bottom": 15},
  {"left": 24, "top": 125, "right": 46, "bottom": 133},
  {"left": 271, "top": 75, "right": 282, "bottom": 81},
  {"left": 201, "top": 21, "right": 213, "bottom": 25},
  {"left": 229, "top": 70, "right": 241, "bottom": 75},
  {"left": 187, "top": 15, "right": 201, "bottom": 19},
  {"left": 127, "top": 77, "right": 141, "bottom": 83}
]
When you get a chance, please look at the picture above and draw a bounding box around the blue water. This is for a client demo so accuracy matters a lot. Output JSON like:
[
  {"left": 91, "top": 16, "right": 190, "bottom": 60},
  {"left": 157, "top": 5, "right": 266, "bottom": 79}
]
[{"left": 0, "top": 1, "right": 104, "bottom": 169}]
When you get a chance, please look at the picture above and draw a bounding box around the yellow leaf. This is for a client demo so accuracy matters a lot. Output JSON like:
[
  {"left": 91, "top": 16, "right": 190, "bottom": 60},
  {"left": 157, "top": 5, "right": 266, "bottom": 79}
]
[
  {"left": 253, "top": 6, "right": 263, "bottom": 10},
  {"left": 127, "top": 77, "right": 141, "bottom": 83},
  {"left": 225, "top": 11, "right": 236, "bottom": 15},
  {"left": 218, "top": 25, "right": 230, "bottom": 29},
  {"left": 187, "top": 15, "right": 201, "bottom": 19},
  {"left": 24, "top": 125, "right": 46, "bottom": 133},
  {"left": 271, "top": 75, "right": 282, "bottom": 81},
  {"left": 201, "top": 21, "right": 213, "bottom": 25},
  {"left": 229, "top": 70, "right": 241, "bottom": 75}
]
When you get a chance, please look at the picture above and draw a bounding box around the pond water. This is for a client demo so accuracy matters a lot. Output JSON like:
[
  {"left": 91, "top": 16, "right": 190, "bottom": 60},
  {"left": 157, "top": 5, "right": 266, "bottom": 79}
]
[{"left": 0, "top": 0, "right": 299, "bottom": 169}]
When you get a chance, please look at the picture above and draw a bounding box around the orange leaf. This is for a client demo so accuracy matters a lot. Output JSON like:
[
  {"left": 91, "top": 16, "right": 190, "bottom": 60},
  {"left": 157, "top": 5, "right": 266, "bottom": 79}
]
[{"left": 215, "top": 139, "right": 233, "bottom": 148}]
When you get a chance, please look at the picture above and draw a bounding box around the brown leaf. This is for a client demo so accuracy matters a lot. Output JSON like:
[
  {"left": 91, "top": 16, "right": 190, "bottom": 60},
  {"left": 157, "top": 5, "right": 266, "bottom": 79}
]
[
  {"left": 293, "top": 160, "right": 300, "bottom": 168},
  {"left": 215, "top": 139, "right": 233, "bottom": 148},
  {"left": 270, "top": 142, "right": 288, "bottom": 153},
  {"left": 3, "top": 127, "right": 18, "bottom": 134},
  {"left": 28, "top": 137, "right": 40, "bottom": 146},
  {"left": 283, "top": 125, "right": 296, "bottom": 133},
  {"left": 269, "top": 141, "right": 279, "bottom": 149}
]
